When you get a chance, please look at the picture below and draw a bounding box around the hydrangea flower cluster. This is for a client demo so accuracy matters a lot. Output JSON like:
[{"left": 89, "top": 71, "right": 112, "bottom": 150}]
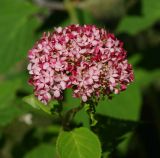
[{"left": 27, "top": 24, "right": 134, "bottom": 104}]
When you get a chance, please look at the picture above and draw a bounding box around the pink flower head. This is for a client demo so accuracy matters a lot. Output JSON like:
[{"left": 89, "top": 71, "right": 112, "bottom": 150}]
[{"left": 27, "top": 24, "right": 134, "bottom": 104}]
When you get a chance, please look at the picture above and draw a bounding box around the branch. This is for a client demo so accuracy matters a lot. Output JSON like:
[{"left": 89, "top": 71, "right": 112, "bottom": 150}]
[
  {"left": 34, "top": 0, "right": 65, "bottom": 10},
  {"left": 33, "top": 0, "right": 84, "bottom": 11}
]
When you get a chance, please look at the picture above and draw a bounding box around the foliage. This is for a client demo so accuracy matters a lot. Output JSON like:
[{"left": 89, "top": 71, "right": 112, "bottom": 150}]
[
  {"left": 0, "top": 0, "right": 40, "bottom": 73},
  {"left": 96, "top": 83, "right": 142, "bottom": 121},
  {"left": 56, "top": 127, "right": 101, "bottom": 158},
  {"left": 117, "top": 0, "right": 160, "bottom": 34},
  {"left": 0, "top": 0, "right": 160, "bottom": 158},
  {"left": 24, "top": 144, "right": 57, "bottom": 158}
]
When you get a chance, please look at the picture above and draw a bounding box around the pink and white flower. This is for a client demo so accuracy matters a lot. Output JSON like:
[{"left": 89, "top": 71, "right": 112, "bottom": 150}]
[{"left": 27, "top": 24, "right": 134, "bottom": 104}]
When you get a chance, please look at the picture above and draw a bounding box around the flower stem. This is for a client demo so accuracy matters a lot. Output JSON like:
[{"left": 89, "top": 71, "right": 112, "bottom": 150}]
[
  {"left": 62, "top": 102, "right": 85, "bottom": 130},
  {"left": 64, "top": 0, "right": 79, "bottom": 24}
]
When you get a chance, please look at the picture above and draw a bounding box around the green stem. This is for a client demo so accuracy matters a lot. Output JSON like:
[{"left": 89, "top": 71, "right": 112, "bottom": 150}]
[
  {"left": 64, "top": 0, "right": 79, "bottom": 24},
  {"left": 85, "top": 101, "right": 98, "bottom": 126},
  {"left": 62, "top": 102, "right": 84, "bottom": 130}
]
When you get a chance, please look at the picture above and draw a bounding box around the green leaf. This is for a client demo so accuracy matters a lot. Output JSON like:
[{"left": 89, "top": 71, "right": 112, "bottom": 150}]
[
  {"left": 135, "top": 69, "right": 160, "bottom": 88},
  {"left": 0, "top": 79, "right": 24, "bottom": 126},
  {"left": 23, "top": 95, "right": 58, "bottom": 115},
  {"left": 56, "top": 127, "right": 101, "bottom": 158},
  {"left": 142, "top": 0, "right": 160, "bottom": 17},
  {"left": 0, "top": 79, "right": 21, "bottom": 109},
  {"left": 128, "top": 54, "right": 142, "bottom": 67},
  {"left": 92, "top": 115, "right": 137, "bottom": 153},
  {"left": 117, "top": 132, "right": 133, "bottom": 155},
  {"left": 63, "top": 89, "right": 81, "bottom": 107},
  {"left": 0, "top": 0, "right": 40, "bottom": 73},
  {"left": 96, "top": 83, "right": 142, "bottom": 121},
  {"left": 24, "top": 144, "right": 56, "bottom": 158},
  {"left": 62, "top": 89, "right": 81, "bottom": 113},
  {"left": 117, "top": 16, "right": 149, "bottom": 34},
  {"left": 117, "top": 0, "right": 160, "bottom": 34},
  {"left": 0, "top": 106, "right": 21, "bottom": 126},
  {"left": 74, "top": 108, "right": 90, "bottom": 128}
]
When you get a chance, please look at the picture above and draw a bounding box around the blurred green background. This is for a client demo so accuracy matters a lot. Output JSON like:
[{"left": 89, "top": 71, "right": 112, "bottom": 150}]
[{"left": 0, "top": 0, "right": 160, "bottom": 158}]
